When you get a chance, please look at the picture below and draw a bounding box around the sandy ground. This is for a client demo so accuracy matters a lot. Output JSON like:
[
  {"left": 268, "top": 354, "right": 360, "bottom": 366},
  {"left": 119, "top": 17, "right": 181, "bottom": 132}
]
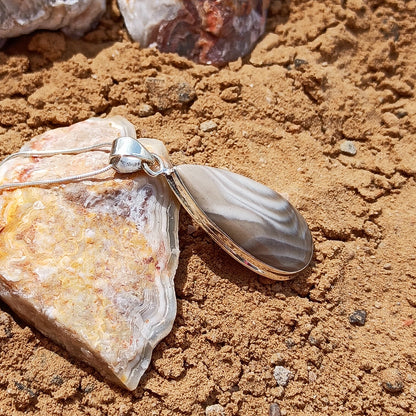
[{"left": 0, "top": 0, "right": 415, "bottom": 415}]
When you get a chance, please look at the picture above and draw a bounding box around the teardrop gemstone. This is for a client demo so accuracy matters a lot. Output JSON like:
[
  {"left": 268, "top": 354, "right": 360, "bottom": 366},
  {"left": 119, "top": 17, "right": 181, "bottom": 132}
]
[{"left": 166, "top": 164, "right": 313, "bottom": 279}]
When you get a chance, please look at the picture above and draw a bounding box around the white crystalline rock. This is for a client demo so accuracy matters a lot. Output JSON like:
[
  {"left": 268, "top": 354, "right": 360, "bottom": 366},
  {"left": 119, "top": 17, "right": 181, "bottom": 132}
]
[
  {"left": 0, "top": 116, "right": 180, "bottom": 390},
  {"left": 273, "top": 366, "right": 293, "bottom": 387},
  {"left": 0, "top": 0, "right": 106, "bottom": 39},
  {"left": 117, "top": 0, "right": 182, "bottom": 47}
]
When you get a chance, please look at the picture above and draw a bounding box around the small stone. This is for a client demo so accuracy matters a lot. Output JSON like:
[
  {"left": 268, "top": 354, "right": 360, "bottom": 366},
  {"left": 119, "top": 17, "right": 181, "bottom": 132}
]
[
  {"left": 308, "top": 327, "right": 326, "bottom": 347},
  {"left": 269, "top": 402, "right": 281, "bottom": 416},
  {"left": 308, "top": 371, "right": 317, "bottom": 383},
  {"left": 177, "top": 82, "right": 196, "bottom": 104},
  {"left": 396, "top": 109, "right": 408, "bottom": 119},
  {"left": 50, "top": 375, "right": 64, "bottom": 386},
  {"left": 381, "top": 368, "right": 404, "bottom": 393},
  {"left": 200, "top": 120, "right": 218, "bottom": 132},
  {"left": 10, "top": 381, "right": 38, "bottom": 409},
  {"left": 187, "top": 136, "right": 202, "bottom": 149},
  {"left": 273, "top": 366, "right": 293, "bottom": 387},
  {"left": 205, "top": 404, "right": 225, "bottom": 416},
  {"left": 270, "top": 353, "right": 285, "bottom": 366},
  {"left": 340, "top": 140, "right": 357, "bottom": 156},
  {"left": 138, "top": 103, "right": 154, "bottom": 117},
  {"left": 145, "top": 77, "right": 196, "bottom": 110},
  {"left": 294, "top": 58, "right": 308, "bottom": 68},
  {"left": 15, "top": 382, "right": 37, "bottom": 397},
  {"left": 349, "top": 310, "right": 367, "bottom": 326},
  {"left": 285, "top": 338, "right": 295, "bottom": 349},
  {"left": 81, "top": 383, "right": 96, "bottom": 394},
  {"left": 187, "top": 225, "right": 197, "bottom": 235},
  {"left": 383, "top": 263, "right": 392, "bottom": 270}
]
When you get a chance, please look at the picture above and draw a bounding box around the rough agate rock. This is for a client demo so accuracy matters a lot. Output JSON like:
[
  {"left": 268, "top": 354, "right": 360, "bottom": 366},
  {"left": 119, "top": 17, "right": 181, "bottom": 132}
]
[
  {"left": 0, "top": 0, "right": 269, "bottom": 64},
  {"left": 0, "top": 116, "right": 179, "bottom": 390},
  {"left": 117, "top": 0, "right": 271, "bottom": 64},
  {"left": 0, "top": 0, "right": 106, "bottom": 42}
]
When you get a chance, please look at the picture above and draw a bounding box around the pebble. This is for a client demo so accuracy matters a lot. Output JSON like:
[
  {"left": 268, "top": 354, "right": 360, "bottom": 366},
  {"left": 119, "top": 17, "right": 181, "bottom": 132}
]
[
  {"left": 145, "top": 77, "right": 196, "bottom": 110},
  {"left": 50, "top": 375, "right": 64, "bottom": 386},
  {"left": 308, "top": 370, "right": 317, "bottom": 383},
  {"left": 200, "top": 120, "right": 218, "bottom": 132},
  {"left": 270, "top": 353, "right": 285, "bottom": 366},
  {"left": 285, "top": 338, "right": 295, "bottom": 349},
  {"left": 294, "top": 58, "right": 308, "bottom": 68},
  {"left": 340, "top": 140, "right": 357, "bottom": 155},
  {"left": 383, "top": 263, "right": 392, "bottom": 270},
  {"left": 205, "top": 404, "right": 225, "bottom": 416},
  {"left": 269, "top": 403, "right": 281, "bottom": 416},
  {"left": 177, "top": 82, "right": 196, "bottom": 104},
  {"left": 273, "top": 366, "right": 293, "bottom": 387},
  {"left": 349, "top": 310, "right": 367, "bottom": 326},
  {"left": 396, "top": 109, "right": 408, "bottom": 119},
  {"left": 137, "top": 103, "right": 154, "bottom": 117},
  {"left": 187, "top": 225, "right": 197, "bottom": 235},
  {"left": 381, "top": 368, "right": 404, "bottom": 393}
]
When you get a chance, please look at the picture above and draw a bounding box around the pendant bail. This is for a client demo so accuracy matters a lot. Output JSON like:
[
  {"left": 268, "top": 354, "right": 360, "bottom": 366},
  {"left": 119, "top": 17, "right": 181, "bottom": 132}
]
[{"left": 110, "top": 136, "right": 155, "bottom": 173}]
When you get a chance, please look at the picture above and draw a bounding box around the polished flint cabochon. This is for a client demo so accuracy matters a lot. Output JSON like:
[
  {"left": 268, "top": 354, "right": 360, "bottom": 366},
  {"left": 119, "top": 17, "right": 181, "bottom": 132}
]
[{"left": 172, "top": 165, "right": 313, "bottom": 274}]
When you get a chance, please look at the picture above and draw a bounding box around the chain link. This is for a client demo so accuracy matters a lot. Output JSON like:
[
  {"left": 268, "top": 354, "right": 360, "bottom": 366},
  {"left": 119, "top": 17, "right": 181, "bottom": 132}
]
[{"left": 0, "top": 139, "right": 167, "bottom": 191}]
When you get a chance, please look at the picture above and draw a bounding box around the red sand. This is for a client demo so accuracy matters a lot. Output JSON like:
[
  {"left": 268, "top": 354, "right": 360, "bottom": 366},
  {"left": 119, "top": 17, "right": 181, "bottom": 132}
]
[{"left": 0, "top": 0, "right": 415, "bottom": 414}]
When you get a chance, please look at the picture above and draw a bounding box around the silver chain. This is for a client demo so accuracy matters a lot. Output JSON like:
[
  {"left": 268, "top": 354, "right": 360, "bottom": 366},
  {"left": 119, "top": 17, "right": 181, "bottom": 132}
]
[
  {"left": 0, "top": 142, "right": 113, "bottom": 166},
  {"left": 0, "top": 143, "right": 113, "bottom": 191},
  {"left": 0, "top": 138, "right": 167, "bottom": 191},
  {"left": 0, "top": 165, "right": 114, "bottom": 191}
]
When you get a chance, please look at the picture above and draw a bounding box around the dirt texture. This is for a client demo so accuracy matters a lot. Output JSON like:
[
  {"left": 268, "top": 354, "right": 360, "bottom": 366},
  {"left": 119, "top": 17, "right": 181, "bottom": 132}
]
[{"left": 0, "top": 0, "right": 415, "bottom": 415}]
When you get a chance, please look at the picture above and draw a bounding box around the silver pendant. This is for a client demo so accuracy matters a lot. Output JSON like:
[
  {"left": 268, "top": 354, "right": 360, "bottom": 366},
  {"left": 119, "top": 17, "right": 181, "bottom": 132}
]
[
  {"left": 0, "top": 131, "right": 313, "bottom": 281},
  {"left": 107, "top": 135, "right": 312, "bottom": 279},
  {"left": 165, "top": 165, "right": 312, "bottom": 279}
]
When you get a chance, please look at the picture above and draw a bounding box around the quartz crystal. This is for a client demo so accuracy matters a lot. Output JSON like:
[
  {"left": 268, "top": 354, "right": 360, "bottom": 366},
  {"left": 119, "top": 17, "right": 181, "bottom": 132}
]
[{"left": 0, "top": 116, "right": 179, "bottom": 390}]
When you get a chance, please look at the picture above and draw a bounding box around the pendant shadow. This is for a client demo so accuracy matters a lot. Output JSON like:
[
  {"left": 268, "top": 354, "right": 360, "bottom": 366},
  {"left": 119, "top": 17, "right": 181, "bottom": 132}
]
[{"left": 174, "top": 210, "right": 315, "bottom": 303}]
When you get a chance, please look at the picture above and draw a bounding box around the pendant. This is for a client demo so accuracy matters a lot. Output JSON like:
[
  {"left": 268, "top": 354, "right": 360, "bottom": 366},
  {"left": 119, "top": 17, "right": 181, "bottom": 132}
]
[
  {"left": 109, "top": 132, "right": 313, "bottom": 279},
  {"left": 0, "top": 116, "right": 313, "bottom": 389},
  {"left": 164, "top": 164, "right": 313, "bottom": 279}
]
